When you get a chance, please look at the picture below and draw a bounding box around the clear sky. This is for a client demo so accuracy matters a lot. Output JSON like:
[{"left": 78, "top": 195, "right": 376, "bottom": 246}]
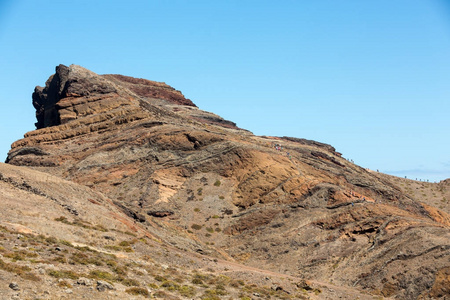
[{"left": 0, "top": 0, "right": 449, "bottom": 182}]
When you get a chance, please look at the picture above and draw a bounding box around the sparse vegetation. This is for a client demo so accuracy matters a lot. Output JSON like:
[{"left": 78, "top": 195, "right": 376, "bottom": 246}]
[
  {"left": 161, "top": 279, "right": 180, "bottom": 291},
  {"left": 119, "top": 277, "right": 140, "bottom": 286},
  {"left": 178, "top": 285, "right": 196, "bottom": 297},
  {"left": 125, "top": 287, "right": 149, "bottom": 296},
  {"left": 104, "top": 240, "right": 135, "bottom": 252},
  {"left": 148, "top": 282, "right": 159, "bottom": 289},
  {"left": 69, "top": 251, "right": 103, "bottom": 266},
  {"left": 192, "top": 277, "right": 204, "bottom": 285},
  {"left": 0, "top": 206, "right": 325, "bottom": 298},
  {"left": 191, "top": 224, "right": 202, "bottom": 230},
  {"left": 48, "top": 269, "right": 80, "bottom": 280},
  {"left": 104, "top": 245, "right": 121, "bottom": 251},
  {"left": 89, "top": 269, "right": 115, "bottom": 281},
  {"left": 57, "top": 280, "right": 72, "bottom": 288},
  {"left": 154, "top": 275, "right": 167, "bottom": 282},
  {"left": 0, "top": 258, "right": 40, "bottom": 281},
  {"left": 1, "top": 65, "right": 449, "bottom": 300},
  {"left": 54, "top": 216, "right": 108, "bottom": 232}
]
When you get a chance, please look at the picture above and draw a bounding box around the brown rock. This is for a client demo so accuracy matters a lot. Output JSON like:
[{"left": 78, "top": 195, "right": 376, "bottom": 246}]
[{"left": 4, "top": 64, "right": 449, "bottom": 300}]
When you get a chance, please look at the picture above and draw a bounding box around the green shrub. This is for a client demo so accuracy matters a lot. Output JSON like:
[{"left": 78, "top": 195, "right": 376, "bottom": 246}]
[
  {"left": 179, "top": 285, "right": 196, "bottom": 297},
  {"left": 191, "top": 224, "right": 202, "bottom": 230},
  {"left": 22, "top": 272, "right": 40, "bottom": 281},
  {"left": 124, "top": 231, "right": 137, "bottom": 237},
  {"left": 125, "top": 287, "right": 149, "bottom": 296},
  {"left": 57, "top": 280, "right": 72, "bottom": 288},
  {"left": 75, "top": 246, "right": 97, "bottom": 252},
  {"left": 214, "top": 180, "right": 221, "bottom": 187},
  {"left": 45, "top": 236, "right": 58, "bottom": 244},
  {"left": 118, "top": 277, "right": 140, "bottom": 286},
  {"left": 60, "top": 240, "right": 73, "bottom": 247},
  {"left": 104, "top": 245, "right": 121, "bottom": 251},
  {"left": 54, "top": 216, "right": 68, "bottom": 223},
  {"left": 3, "top": 251, "right": 25, "bottom": 261},
  {"left": 0, "top": 258, "right": 39, "bottom": 281},
  {"left": 111, "top": 265, "right": 127, "bottom": 275},
  {"left": 148, "top": 282, "right": 159, "bottom": 289},
  {"left": 47, "top": 269, "right": 80, "bottom": 280},
  {"left": 192, "top": 277, "right": 203, "bottom": 285},
  {"left": 161, "top": 280, "right": 179, "bottom": 291},
  {"left": 122, "top": 246, "right": 134, "bottom": 253},
  {"left": 94, "top": 224, "right": 108, "bottom": 232},
  {"left": 105, "top": 260, "right": 117, "bottom": 267},
  {"left": 69, "top": 252, "right": 103, "bottom": 266},
  {"left": 153, "top": 290, "right": 169, "bottom": 298},
  {"left": 89, "top": 269, "right": 115, "bottom": 281},
  {"left": 154, "top": 275, "right": 166, "bottom": 282},
  {"left": 202, "top": 288, "right": 227, "bottom": 299},
  {"left": 52, "top": 255, "right": 67, "bottom": 264}
]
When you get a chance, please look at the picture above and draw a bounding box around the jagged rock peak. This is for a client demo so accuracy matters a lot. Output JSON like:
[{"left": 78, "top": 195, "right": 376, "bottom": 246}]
[
  {"left": 33, "top": 65, "right": 116, "bottom": 129},
  {"left": 32, "top": 64, "right": 195, "bottom": 129}
]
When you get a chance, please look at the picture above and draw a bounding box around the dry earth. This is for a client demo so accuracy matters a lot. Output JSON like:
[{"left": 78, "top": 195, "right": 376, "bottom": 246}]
[
  {"left": 370, "top": 171, "right": 450, "bottom": 214},
  {"left": 2, "top": 64, "right": 449, "bottom": 299}
]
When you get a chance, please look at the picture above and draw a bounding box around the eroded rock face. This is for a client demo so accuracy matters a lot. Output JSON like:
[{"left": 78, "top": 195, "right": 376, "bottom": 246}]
[
  {"left": 32, "top": 65, "right": 195, "bottom": 130},
  {"left": 33, "top": 64, "right": 121, "bottom": 128},
  {"left": 103, "top": 74, "right": 196, "bottom": 107},
  {"left": 33, "top": 64, "right": 69, "bottom": 129},
  {"left": 6, "top": 64, "right": 450, "bottom": 299}
]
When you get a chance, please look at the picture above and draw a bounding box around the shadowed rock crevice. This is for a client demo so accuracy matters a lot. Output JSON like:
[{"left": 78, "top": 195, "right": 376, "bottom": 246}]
[{"left": 33, "top": 64, "right": 69, "bottom": 128}]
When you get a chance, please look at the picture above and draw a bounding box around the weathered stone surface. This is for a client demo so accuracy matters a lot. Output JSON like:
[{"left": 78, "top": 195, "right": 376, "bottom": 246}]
[
  {"left": 103, "top": 74, "right": 196, "bottom": 107},
  {"left": 8, "top": 282, "right": 19, "bottom": 291},
  {"left": 33, "top": 64, "right": 69, "bottom": 129},
  {"left": 96, "top": 280, "right": 114, "bottom": 292},
  {"left": 147, "top": 210, "right": 174, "bottom": 218},
  {"left": 76, "top": 278, "right": 92, "bottom": 286},
  {"left": 4, "top": 64, "right": 450, "bottom": 300}
]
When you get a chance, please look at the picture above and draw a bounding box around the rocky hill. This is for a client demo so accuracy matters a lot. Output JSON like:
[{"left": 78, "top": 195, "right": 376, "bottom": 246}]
[{"left": 2, "top": 64, "right": 449, "bottom": 299}]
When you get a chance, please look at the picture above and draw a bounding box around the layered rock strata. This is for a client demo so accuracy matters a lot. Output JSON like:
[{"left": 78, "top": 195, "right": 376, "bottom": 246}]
[{"left": 6, "top": 64, "right": 450, "bottom": 299}]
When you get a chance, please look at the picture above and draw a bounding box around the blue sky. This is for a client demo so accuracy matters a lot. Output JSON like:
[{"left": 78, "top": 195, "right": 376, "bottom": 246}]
[{"left": 0, "top": 0, "right": 449, "bottom": 181}]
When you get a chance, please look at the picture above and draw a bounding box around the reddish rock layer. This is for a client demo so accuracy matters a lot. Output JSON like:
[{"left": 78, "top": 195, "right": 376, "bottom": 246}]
[{"left": 102, "top": 74, "right": 196, "bottom": 107}]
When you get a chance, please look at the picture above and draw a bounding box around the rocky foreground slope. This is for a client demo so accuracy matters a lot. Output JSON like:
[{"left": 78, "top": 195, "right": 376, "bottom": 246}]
[{"left": 3, "top": 64, "right": 450, "bottom": 299}]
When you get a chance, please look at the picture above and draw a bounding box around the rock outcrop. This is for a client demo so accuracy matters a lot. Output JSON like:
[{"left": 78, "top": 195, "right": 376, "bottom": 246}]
[{"left": 4, "top": 64, "right": 450, "bottom": 299}]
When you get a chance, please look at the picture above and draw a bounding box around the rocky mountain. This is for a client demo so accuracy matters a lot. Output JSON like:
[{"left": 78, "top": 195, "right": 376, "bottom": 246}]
[{"left": 2, "top": 64, "right": 449, "bottom": 299}]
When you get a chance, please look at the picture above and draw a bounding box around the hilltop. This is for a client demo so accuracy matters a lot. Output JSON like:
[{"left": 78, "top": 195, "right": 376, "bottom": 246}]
[{"left": 1, "top": 64, "right": 449, "bottom": 299}]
